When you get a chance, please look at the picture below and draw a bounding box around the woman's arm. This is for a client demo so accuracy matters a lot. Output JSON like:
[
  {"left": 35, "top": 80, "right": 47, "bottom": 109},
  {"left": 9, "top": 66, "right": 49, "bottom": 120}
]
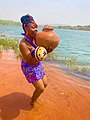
[{"left": 19, "top": 41, "right": 32, "bottom": 63}]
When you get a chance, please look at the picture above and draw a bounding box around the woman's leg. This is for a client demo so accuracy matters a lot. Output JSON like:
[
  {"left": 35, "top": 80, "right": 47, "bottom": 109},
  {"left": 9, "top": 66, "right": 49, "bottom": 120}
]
[
  {"left": 30, "top": 79, "right": 45, "bottom": 105},
  {"left": 42, "top": 75, "right": 48, "bottom": 88}
]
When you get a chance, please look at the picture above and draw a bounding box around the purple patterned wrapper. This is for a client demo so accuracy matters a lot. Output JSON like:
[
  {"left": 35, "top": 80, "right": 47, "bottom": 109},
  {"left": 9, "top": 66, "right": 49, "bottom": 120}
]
[{"left": 21, "top": 60, "right": 46, "bottom": 83}]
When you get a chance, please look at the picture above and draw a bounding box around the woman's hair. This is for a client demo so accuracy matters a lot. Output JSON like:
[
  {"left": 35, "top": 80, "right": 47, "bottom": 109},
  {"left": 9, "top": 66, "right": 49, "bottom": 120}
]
[{"left": 20, "top": 14, "right": 38, "bottom": 32}]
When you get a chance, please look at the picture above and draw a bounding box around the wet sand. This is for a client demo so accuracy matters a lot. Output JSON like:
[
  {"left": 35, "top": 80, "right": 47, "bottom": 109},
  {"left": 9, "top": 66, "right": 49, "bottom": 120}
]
[{"left": 0, "top": 50, "right": 90, "bottom": 120}]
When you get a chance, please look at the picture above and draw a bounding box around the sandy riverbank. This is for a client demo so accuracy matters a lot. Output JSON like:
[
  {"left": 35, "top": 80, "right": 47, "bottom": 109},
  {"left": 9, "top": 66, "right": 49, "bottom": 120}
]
[{"left": 0, "top": 50, "right": 90, "bottom": 120}]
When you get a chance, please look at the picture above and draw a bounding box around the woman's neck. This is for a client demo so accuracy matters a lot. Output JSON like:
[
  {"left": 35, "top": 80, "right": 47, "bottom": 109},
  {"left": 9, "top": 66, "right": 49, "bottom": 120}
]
[{"left": 26, "top": 35, "right": 34, "bottom": 41}]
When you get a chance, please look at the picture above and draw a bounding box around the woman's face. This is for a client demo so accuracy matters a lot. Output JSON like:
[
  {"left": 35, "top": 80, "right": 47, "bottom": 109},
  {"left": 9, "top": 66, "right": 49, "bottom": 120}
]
[{"left": 26, "top": 23, "right": 38, "bottom": 38}]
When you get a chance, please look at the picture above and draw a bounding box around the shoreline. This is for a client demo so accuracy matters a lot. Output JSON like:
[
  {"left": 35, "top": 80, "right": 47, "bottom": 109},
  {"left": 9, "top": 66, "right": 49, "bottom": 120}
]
[
  {"left": 0, "top": 50, "right": 90, "bottom": 120},
  {"left": 0, "top": 23, "right": 90, "bottom": 31},
  {"left": 44, "top": 60, "right": 90, "bottom": 82}
]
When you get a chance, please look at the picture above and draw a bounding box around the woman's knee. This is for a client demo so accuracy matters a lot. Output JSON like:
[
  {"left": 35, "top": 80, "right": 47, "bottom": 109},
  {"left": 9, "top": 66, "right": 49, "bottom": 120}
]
[
  {"left": 42, "top": 75, "right": 48, "bottom": 88},
  {"left": 36, "top": 86, "right": 45, "bottom": 93},
  {"left": 32, "top": 79, "right": 45, "bottom": 92}
]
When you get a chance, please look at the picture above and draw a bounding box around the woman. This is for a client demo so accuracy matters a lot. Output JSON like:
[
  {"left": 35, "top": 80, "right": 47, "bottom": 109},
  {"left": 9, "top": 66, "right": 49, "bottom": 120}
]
[{"left": 19, "top": 14, "right": 48, "bottom": 105}]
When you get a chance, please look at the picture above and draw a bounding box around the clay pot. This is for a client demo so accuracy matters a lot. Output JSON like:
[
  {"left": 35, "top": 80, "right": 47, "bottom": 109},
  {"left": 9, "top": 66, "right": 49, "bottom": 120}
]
[{"left": 36, "top": 25, "right": 60, "bottom": 53}]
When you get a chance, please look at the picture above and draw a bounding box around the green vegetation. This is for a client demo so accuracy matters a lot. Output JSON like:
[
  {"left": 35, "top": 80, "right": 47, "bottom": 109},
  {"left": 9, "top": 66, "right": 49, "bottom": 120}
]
[
  {"left": 0, "top": 38, "right": 88, "bottom": 72},
  {"left": 0, "top": 19, "right": 21, "bottom": 26},
  {"left": 62, "top": 56, "right": 88, "bottom": 72},
  {"left": 52, "top": 25, "right": 90, "bottom": 31},
  {"left": 46, "top": 52, "right": 58, "bottom": 60},
  {"left": 0, "top": 19, "right": 90, "bottom": 31},
  {"left": 0, "top": 32, "right": 6, "bottom": 37},
  {"left": 0, "top": 38, "right": 22, "bottom": 59},
  {"left": 46, "top": 53, "right": 88, "bottom": 72}
]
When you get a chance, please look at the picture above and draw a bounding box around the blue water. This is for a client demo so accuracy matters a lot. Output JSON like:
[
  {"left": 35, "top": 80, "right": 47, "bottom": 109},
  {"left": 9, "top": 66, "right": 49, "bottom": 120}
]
[
  {"left": 55, "top": 29, "right": 90, "bottom": 66},
  {"left": 0, "top": 25, "right": 90, "bottom": 80}
]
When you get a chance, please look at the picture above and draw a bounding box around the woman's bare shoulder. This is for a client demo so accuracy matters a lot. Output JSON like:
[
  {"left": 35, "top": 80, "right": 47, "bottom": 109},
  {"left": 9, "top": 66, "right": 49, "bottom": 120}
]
[
  {"left": 20, "top": 38, "right": 25, "bottom": 45},
  {"left": 19, "top": 39, "right": 27, "bottom": 51}
]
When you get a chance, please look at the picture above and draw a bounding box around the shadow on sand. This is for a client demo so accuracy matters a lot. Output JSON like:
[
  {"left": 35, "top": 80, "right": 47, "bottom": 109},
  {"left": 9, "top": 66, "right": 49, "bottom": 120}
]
[{"left": 0, "top": 92, "right": 32, "bottom": 120}]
